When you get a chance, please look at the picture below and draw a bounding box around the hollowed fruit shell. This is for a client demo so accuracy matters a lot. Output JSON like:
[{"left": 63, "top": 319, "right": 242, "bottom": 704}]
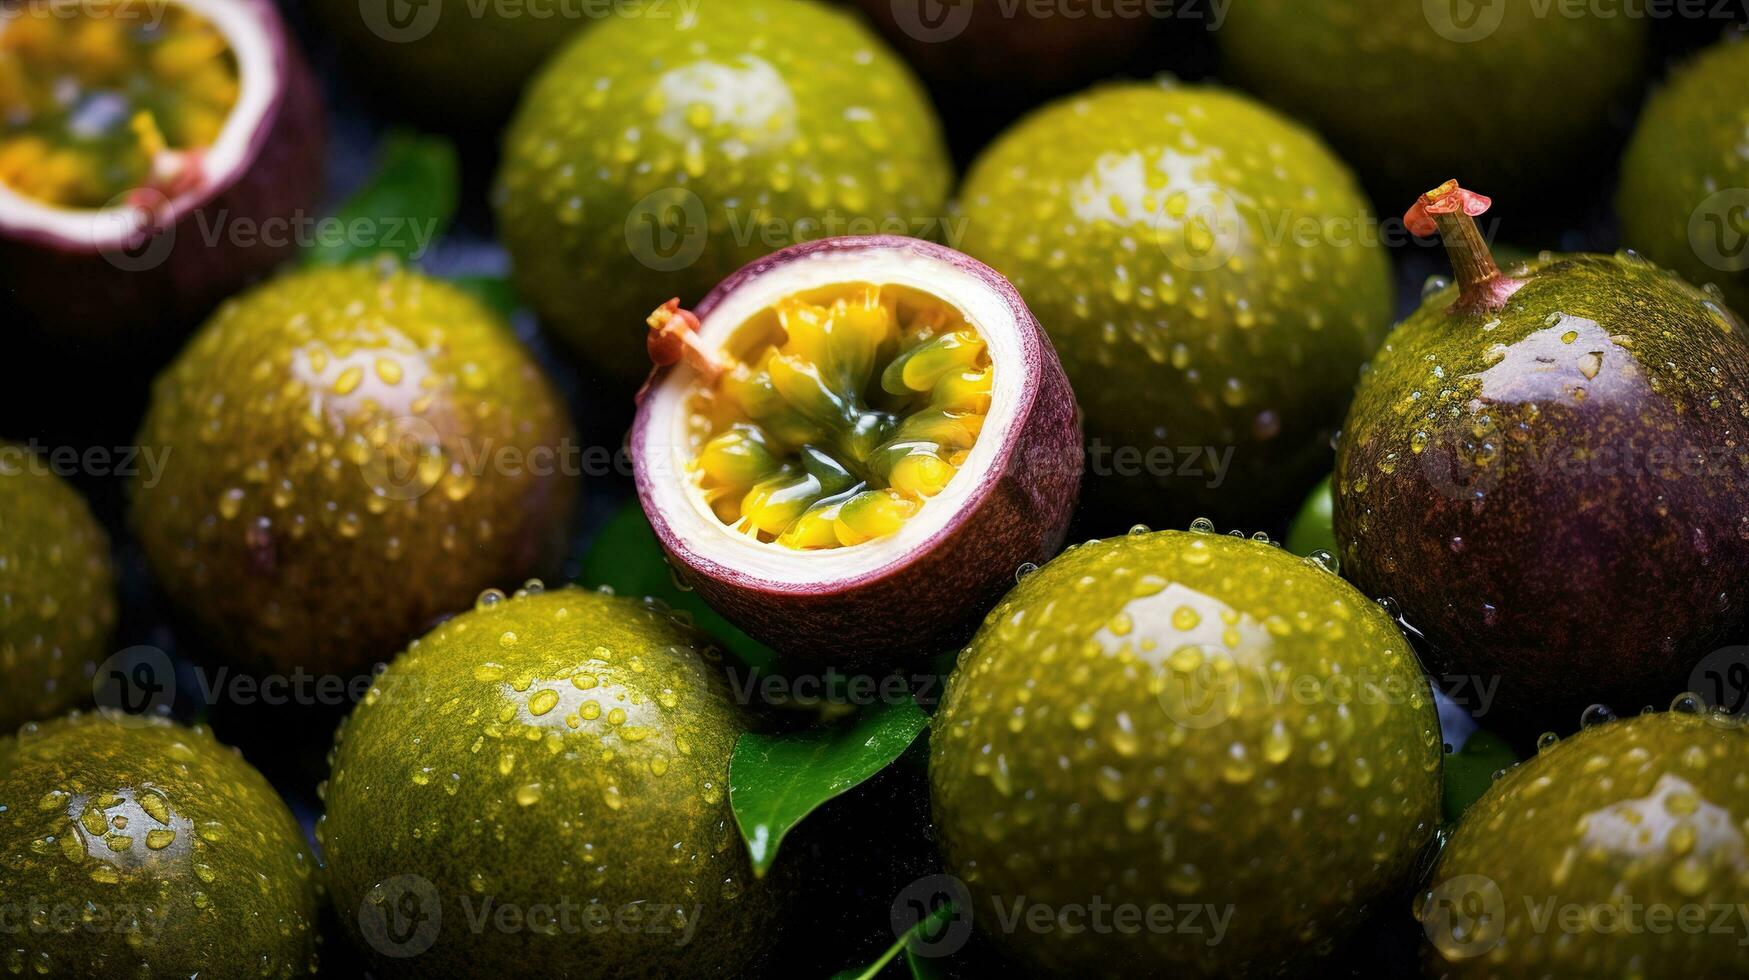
[{"left": 632, "top": 236, "right": 1082, "bottom": 663}]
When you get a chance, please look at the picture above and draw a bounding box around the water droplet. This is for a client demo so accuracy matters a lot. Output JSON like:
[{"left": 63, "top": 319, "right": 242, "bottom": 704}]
[{"left": 1579, "top": 704, "right": 1616, "bottom": 729}]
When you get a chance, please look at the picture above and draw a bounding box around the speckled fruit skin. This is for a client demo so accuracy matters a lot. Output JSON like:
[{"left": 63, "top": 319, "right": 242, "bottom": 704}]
[
  {"left": 1618, "top": 36, "right": 1749, "bottom": 316},
  {"left": 0, "top": 450, "right": 116, "bottom": 733},
  {"left": 1335, "top": 254, "right": 1749, "bottom": 721},
  {"left": 495, "top": 0, "right": 951, "bottom": 386},
  {"left": 320, "top": 584, "right": 776, "bottom": 980},
  {"left": 852, "top": 0, "right": 1149, "bottom": 93},
  {"left": 1419, "top": 710, "right": 1749, "bottom": 977},
  {"left": 0, "top": 713, "right": 321, "bottom": 978},
  {"left": 930, "top": 530, "right": 1443, "bottom": 977},
  {"left": 632, "top": 236, "right": 1082, "bottom": 663},
  {"left": 130, "top": 262, "right": 578, "bottom": 677},
  {"left": 1220, "top": 0, "right": 1644, "bottom": 208},
  {"left": 0, "top": 0, "right": 326, "bottom": 345},
  {"left": 957, "top": 82, "right": 1392, "bottom": 529}
]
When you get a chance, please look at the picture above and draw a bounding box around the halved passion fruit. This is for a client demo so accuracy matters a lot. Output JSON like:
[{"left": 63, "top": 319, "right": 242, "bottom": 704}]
[
  {"left": 0, "top": 0, "right": 323, "bottom": 344},
  {"left": 632, "top": 236, "right": 1082, "bottom": 662}
]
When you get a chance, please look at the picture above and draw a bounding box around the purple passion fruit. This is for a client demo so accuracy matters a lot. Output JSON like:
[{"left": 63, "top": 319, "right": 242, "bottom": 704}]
[
  {"left": 320, "top": 583, "right": 776, "bottom": 978},
  {"left": 0, "top": 0, "right": 325, "bottom": 343},
  {"left": 131, "top": 261, "right": 578, "bottom": 677},
  {"left": 853, "top": 0, "right": 1152, "bottom": 94},
  {"left": 0, "top": 447, "right": 116, "bottom": 732},
  {"left": 1418, "top": 706, "right": 1748, "bottom": 976},
  {"left": 631, "top": 236, "right": 1081, "bottom": 663},
  {"left": 957, "top": 81, "right": 1393, "bottom": 529},
  {"left": 0, "top": 713, "right": 321, "bottom": 977},
  {"left": 930, "top": 527, "right": 1442, "bottom": 976},
  {"left": 1336, "top": 182, "right": 1749, "bottom": 721},
  {"left": 495, "top": 0, "right": 951, "bottom": 387}
]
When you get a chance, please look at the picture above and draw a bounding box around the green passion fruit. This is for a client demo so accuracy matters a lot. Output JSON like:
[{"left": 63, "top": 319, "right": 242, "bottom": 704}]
[
  {"left": 495, "top": 0, "right": 951, "bottom": 387},
  {"left": 1220, "top": 0, "right": 1646, "bottom": 210},
  {"left": 0, "top": 447, "right": 117, "bottom": 733},
  {"left": 957, "top": 80, "right": 1392, "bottom": 529},
  {"left": 1618, "top": 34, "right": 1749, "bottom": 316},
  {"left": 131, "top": 261, "right": 578, "bottom": 677},
  {"left": 1418, "top": 707, "right": 1749, "bottom": 976},
  {"left": 929, "top": 528, "right": 1442, "bottom": 976},
  {"left": 0, "top": 713, "right": 321, "bottom": 977},
  {"left": 1336, "top": 182, "right": 1749, "bottom": 721},
  {"left": 320, "top": 583, "right": 776, "bottom": 979},
  {"left": 632, "top": 236, "right": 1080, "bottom": 662}
]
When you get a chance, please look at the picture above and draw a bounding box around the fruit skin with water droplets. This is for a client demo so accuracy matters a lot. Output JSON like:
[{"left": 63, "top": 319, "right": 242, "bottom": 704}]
[
  {"left": 130, "top": 261, "right": 578, "bottom": 677},
  {"left": 320, "top": 584, "right": 777, "bottom": 979},
  {"left": 0, "top": 712, "right": 321, "bottom": 978},
  {"left": 1, "top": 448, "right": 116, "bottom": 733},
  {"left": 1617, "top": 35, "right": 1749, "bottom": 317},
  {"left": 1335, "top": 249, "right": 1749, "bottom": 721},
  {"left": 930, "top": 529, "right": 1443, "bottom": 977},
  {"left": 494, "top": 0, "right": 951, "bottom": 386},
  {"left": 957, "top": 81, "right": 1392, "bottom": 530},
  {"left": 1418, "top": 708, "right": 1749, "bottom": 976}
]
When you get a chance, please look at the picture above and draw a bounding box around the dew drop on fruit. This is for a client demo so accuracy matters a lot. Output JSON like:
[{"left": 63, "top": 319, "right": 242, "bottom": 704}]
[
  {"left": 1307, "top": 550, "right": 1336, "bottom": 572},
  {"left": 1579, "top": 703, "right": 1617, "bottom": 729},
  {"left": 1188, "top": 517, "right": 1216, "bottom": 534},
  {"left": 1535, "top": 732, "right": 1560, "bottom": 754},
  {"left": 1014, "top": 562, "right": 1038, "bottom": 583},
  {"left": 1670, "top": 692, "right": 1705, "bottom": 714},
  {"left": 1128, "top": 524, "right": 1151, "bottom": 536},
  {"left": 1420, "top": 276, "right": 1450, "bottom": 299},
  {"left": 475, "top": 588, "right": 506, "bottom": 611}
]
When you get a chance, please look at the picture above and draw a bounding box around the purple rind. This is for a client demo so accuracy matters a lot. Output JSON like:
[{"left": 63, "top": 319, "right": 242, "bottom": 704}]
[
  {"left": 633, "top": 236, "right": 1084, "bottom": 664},
  {"left": 0, "top": 0, "right": 326, "bottom": 347}
]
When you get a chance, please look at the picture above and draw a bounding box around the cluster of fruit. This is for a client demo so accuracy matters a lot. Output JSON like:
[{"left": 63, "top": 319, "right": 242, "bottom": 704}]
[{"left": 2, "top": 1, "right": 1748, "bottom": 977}]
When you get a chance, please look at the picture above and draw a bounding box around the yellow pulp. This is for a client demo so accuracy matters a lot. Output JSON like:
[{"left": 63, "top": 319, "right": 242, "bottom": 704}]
[
  {"left": 688, "top": 283, "right": 994, "bottom": 550},
  {"left": 0, "top": 0, "right": 239, "bottom": 208}
]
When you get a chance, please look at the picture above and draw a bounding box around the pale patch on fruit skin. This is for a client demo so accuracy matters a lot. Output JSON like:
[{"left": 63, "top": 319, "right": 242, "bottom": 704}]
[
  {"left": 957, "top": 81, "right": 1392, "bottom": 528},
  {"left": 1421, "top": 710, "right": 1749, "bottom": 977},
  {"left": 130, "top": 262, "right": 578, "bottom": 677},
  {"left": 929, "top": 529, "right": 1443, "bottom": 978},
  {"left": 320, "top": 584, "right": 776, "bottom": 980},
  {"left": 0, "top": 713, "right": 321, "bottom": 978},
  {"left": 0, "top": 452, "right": 116, "bottom": 733}
]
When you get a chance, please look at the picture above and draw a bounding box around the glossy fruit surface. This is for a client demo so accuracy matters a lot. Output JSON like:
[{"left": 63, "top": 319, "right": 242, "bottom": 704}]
[
  {"left": 0, "top": 712, "right": 321, "bottom": 978},
  {"left": 1419, "top": 708, "right": 1749, "bottom": 976},
  {"left": 958, "top": 81, "right": 1392, "bottom": 528},
  {"left": 496, "top": 0, "right": 951, "bottom": 385},
  {"left": 0, "top": 448, "right": 116, "bottom": 733},
  {"left": 320, "top": 583, "right": 775, "bottom": 979},
  {"left": 1618, "top": 35, "right": 1749, "bottom": 315},
  {"left": 930, "top": 528, "right": 1442, "bottom": 976},
  {"left": 131, "top": 260, "right": 578, "bottom": 676},
  {"left": 852, "top": 0, "right": 1150, "bottom": 93}
]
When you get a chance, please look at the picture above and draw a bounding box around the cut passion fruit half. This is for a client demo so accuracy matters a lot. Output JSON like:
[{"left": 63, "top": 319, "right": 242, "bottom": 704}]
[{"left": 633, "top": 236, "right": 1082, "bottom": 663}]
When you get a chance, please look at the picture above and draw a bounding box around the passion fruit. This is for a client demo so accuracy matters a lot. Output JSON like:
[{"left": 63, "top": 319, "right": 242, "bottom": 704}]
[
  {"left": 0, "top": 712, "right": 321, "bottom": 977},
  {"left": 1418, "top": 707, "right": 1749, "bottom": 976},
  {"left": 495, "top": 0, "right": 951, "bottom": 387},
  {"left": 1, "top": 446, "right": 117, "bottom": 733},
  {"left": 631, "top": 236, "right": 1081, "bottom": 663},
  {"left": 1335, "top": 182, "right": 1749, "bottom": 721},
  {"left": 957, "top": 81, "right": 1392, "bottom": 529},
  {"left": 0, "top": 0, "right": 325, "bottom": 344},
  {"left": 320, "top": 583, "right": 776, "bottom": 978},
  {"left": 131, "top": 260, "right": 578, "bottom": 677},
  {"left": 929, "top": 527, "right": 1443, "bottom": 976},
  {"left": 1618, "top": 34, "right": 1749, "bottom": 316}
]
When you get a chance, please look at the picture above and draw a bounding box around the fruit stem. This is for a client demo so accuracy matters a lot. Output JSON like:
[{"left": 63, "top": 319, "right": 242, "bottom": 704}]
[
  {"left": 1404, "top": 180, "right": 1523, "bottom": 316},
  {"left": 646, "top": 299, "right": 722, "bottom": 382}
]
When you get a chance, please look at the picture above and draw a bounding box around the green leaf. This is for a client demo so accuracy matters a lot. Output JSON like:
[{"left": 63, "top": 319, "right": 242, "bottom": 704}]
[
  {"left": 1442, "top": 729, "right": 1519, "bottom": 823},
  {"left": 730, "top": 698, "right": 930, "bottom": 878},
  {"left": 578, "top": 502, "right": 777, "bottom": 674},
  {"left": 448, "top": 275, "right": 521, "bottom": 321},
  {"left": 304, "top": 131, "right": 458, "bottom": 267},
  {"left": 830, "top": 901, "right": 958, "bottom": 980}
]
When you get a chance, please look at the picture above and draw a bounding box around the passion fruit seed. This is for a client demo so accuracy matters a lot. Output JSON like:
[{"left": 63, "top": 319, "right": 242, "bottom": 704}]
[
  {"left": 0, "top": 0, "right": 239, "bottom": 208},
  {"left": 670, "top": 284, "right": 992, "bottom": 550}
]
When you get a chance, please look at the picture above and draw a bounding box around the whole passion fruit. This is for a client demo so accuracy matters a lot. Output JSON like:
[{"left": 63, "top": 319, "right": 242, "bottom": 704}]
[
  {"left": 1418, "top": 706, "right": 1749, "bottom": 976},
  {"left": 1336, "top": 182, "right": 1749, "bottom": 721},
  {"left": 320, "top": 583, "right": 776, "bottom": 978},
  {"left": 631, "top": 236, "right": 1081, "bottom": 663},
  {"left": 495, "top": 0, "right": 951, "bottom": 387},
  {"left": 0, "top": 0, "right": 325, "bottom": 344},
  {"left": 1618, "top": 34, "right": 1749, "bottom": 316},
  {"left": 0, "top": 712, "right": 321, "bottom": 977},
  {"left": 929, "top": 527, "right": 1443, "bottom": 976},
  {"left": 957, "top": 81, "right": 1392, "bottom": 529},
  {"left": 131, "top": 260, "right": 579, "bottom": 677}
]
